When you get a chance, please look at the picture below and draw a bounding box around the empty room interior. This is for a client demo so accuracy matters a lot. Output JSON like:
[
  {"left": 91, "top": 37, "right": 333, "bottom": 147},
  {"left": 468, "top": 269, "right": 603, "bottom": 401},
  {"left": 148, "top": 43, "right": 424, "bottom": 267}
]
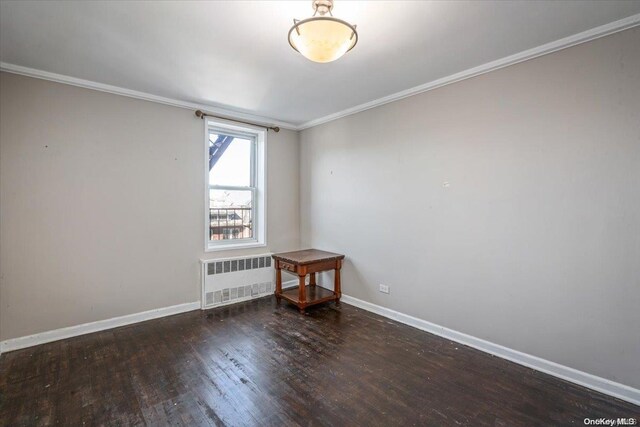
[{"left": 1, "top": 1, "right": 640, "bottom": 425}]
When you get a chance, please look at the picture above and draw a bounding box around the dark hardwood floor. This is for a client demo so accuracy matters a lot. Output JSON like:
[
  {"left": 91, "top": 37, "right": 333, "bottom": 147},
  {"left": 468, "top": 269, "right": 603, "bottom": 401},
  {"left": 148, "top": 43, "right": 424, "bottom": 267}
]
[{"left": 1, "top": 296, "right": 637, "bottom": 426}]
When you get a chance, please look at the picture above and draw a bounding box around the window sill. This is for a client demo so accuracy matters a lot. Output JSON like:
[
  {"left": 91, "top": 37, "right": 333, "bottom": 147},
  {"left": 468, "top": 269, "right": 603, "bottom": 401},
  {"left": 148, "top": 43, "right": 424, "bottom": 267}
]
[{"left": 205, "top": 241, "right": 267, "bottom": 253}]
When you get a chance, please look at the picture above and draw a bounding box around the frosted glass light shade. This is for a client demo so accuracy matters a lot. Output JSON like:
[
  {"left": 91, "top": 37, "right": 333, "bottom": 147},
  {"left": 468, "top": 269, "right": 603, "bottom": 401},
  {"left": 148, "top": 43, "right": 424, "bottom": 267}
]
[{"left": 288, "top": 17, "right": 358, "bottom": 63}]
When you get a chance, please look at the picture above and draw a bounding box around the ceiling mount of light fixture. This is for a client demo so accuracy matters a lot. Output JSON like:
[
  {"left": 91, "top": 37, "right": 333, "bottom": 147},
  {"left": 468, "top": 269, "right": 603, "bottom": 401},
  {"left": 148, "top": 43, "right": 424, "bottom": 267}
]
[
  {"left": 312, "top": 0, "right": 334, "bottom": 16},
  {"left": 288, "top": 0, "right": 358, "bottom": 63}
]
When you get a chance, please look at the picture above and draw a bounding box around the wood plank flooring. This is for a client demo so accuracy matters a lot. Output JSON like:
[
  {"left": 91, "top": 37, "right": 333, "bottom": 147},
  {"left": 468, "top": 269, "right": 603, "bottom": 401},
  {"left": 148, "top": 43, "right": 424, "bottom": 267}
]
[{"left": 1, "top": 296, "right": 638, "bottom": 426}]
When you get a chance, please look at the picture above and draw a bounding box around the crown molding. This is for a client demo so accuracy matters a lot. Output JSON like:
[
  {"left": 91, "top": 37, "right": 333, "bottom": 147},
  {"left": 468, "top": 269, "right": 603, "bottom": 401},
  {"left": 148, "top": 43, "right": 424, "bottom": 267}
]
[
  {"left": 297, "top": 13, "right": 640, "bottom": 130},
  {"left": 0, "top": 62, "right": 299, "bottom": 131},
  {"left": 2, "top": 13, "right": 639, "bottom": 132}
]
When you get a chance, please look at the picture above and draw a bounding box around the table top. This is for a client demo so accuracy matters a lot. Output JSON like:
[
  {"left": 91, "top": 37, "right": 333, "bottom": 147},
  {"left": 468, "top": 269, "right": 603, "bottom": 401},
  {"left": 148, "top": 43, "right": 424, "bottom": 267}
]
[{"left": 272, "top": 249, "right": 345, "bottom": 265}]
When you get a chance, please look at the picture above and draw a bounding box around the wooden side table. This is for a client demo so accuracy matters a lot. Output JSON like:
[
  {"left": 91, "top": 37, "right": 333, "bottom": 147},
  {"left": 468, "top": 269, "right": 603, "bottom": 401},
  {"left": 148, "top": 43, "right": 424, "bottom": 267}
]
[{"left": 272, "top": 249, "right": 345, "bottom": 313}]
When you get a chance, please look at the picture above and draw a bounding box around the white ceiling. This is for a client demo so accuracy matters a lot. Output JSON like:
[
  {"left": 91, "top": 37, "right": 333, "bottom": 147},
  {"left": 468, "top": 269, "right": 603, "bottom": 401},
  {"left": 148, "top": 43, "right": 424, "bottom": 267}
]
[{"left": 1, "top": 1, "right": 640, "bottom": 127}]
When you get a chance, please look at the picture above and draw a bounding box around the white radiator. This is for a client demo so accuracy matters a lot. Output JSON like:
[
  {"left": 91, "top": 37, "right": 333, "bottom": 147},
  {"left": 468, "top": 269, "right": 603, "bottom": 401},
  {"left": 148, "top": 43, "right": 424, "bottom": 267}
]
[{"left": 200, "top": 253, "right": 275, "bottom": 309}]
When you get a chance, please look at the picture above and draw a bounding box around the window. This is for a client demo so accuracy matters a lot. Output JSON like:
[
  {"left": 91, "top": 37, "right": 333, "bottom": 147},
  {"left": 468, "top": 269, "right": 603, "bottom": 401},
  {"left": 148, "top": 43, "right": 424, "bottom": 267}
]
[{"left": 205, "top": 119, "right": 266, "bottom": 251}]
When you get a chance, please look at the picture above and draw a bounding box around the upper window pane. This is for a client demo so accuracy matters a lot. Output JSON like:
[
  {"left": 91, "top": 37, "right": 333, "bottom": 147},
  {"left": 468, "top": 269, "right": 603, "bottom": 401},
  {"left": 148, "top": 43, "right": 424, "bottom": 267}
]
[{"left": 208, "top": 132, "right": 252, "bottom": 187}]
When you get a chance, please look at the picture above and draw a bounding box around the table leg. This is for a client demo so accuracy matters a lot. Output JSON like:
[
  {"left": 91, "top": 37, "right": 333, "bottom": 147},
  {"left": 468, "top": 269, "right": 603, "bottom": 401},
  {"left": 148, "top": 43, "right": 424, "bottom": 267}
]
[
  {"left": 309, "top": 272, "right": 316, "bottom": 287},
  {"left": 298, "top": 274, "right": 306, "bottom": 313},
  {"left": 275, "top": 264, "right": 282, "bottom": 304},
  {"left": 334, "top": 262, "right": 342, "bottom": 305}
]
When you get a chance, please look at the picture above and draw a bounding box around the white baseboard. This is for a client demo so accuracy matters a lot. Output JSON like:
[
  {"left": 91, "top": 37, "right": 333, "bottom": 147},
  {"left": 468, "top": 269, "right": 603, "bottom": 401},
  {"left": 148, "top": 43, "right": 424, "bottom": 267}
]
[
  {"left": 0, "top": 278, "right": 300, "bottom": 355},
  {"left": 5, "top": 291, "right": 634, "bottom": 406},
  {"left": 0, "top": 280, "right": 301, "bottom": 354},
  {"left": 340, "top": 294, "right": 640, "bottom": 406},
  {"left": 0, "top": 301, "right": 200, "bottom": 354}
]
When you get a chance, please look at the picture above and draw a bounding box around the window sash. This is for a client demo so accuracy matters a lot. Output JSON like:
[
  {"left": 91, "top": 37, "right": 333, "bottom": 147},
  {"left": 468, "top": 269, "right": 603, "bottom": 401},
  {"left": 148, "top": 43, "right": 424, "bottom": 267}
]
[{"left": 207, "top": 129, "right": 258, "bottom": 245}]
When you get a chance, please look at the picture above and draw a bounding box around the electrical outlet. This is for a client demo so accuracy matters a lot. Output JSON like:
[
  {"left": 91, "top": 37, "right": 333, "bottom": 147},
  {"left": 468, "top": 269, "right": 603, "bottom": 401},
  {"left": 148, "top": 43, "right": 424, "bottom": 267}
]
[{"left": 379, "top": 284, "right": 390, "bottom": 294}]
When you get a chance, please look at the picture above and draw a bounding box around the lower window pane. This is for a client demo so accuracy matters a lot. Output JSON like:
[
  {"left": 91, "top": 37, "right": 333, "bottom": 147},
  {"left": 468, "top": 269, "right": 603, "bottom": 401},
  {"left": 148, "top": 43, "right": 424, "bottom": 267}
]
[{"left": 209, "top": 189, "right": 253, "bottom": 241}]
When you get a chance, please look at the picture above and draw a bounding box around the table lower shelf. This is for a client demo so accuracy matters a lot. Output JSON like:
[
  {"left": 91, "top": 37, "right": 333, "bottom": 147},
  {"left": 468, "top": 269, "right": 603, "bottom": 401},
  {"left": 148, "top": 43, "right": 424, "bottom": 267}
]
[{"left": 277, "top": 285, "right": 338, "bottom": 309}]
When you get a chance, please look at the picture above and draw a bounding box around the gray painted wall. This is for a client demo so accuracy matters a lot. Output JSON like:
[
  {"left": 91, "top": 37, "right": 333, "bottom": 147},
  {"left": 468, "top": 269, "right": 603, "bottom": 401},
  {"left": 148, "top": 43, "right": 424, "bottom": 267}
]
[
  {"left": 0, "top": 72, "right": 300, "bottom": 340},
  {"left": 300, "top": 28, "right": 640, "bottom": 388}
]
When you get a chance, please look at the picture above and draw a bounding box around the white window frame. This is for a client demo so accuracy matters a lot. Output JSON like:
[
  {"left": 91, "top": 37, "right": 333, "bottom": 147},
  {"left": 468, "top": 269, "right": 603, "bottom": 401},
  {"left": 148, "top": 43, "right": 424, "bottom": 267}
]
[{"left": 204, "top": 118, "right": 266, "bottom": 252}]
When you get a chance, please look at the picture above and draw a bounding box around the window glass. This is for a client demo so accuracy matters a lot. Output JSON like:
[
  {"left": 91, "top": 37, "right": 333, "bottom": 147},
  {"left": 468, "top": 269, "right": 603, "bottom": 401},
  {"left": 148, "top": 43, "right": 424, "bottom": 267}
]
[
  {"left": 208, "top": 133, "right": 252, "bottom": 187},
  {"left": 208, "top": 188, "right": 253, "bottom": 241}
]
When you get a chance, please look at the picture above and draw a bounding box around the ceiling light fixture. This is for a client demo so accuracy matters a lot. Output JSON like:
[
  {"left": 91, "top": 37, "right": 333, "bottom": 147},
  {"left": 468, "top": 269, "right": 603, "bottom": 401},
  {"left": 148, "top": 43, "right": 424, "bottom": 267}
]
[{"left": 288, "top": 0, "right": 358, "bottom": 63}]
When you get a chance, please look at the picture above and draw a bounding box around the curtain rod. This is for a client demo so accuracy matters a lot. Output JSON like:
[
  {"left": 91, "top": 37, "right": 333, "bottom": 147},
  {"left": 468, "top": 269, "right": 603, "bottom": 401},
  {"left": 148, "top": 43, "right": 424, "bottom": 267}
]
[{"left": 195, "top": 110, "right": 280, "bottom": 132}]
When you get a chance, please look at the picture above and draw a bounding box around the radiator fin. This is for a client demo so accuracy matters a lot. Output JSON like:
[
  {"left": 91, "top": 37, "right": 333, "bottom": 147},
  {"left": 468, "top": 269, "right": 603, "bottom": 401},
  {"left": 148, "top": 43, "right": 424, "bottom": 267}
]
[
  {"left": 207, "top": 256, "right": 272, "bottom": 276},
  {"left": 202, "top": 254, "right": 274, "bottom": 309}
]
